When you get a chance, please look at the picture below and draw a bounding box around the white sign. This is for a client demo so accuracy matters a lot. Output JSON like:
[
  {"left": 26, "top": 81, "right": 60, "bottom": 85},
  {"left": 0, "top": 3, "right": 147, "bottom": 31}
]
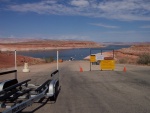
[{"left": 96, "top": 54, "right": 104, "bottom": 60}]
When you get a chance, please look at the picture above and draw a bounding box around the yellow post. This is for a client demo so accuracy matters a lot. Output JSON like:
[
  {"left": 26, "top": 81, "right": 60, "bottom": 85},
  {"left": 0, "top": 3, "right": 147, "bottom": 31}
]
[{"left": 90, "top": 55, "right": 96, "bottom": 62}]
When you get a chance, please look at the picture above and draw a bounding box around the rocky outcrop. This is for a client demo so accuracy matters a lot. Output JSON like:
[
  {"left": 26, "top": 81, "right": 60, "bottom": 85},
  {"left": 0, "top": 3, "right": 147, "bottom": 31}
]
[{"left": 115, "top": 44, "right": 150, "bottom": 64}]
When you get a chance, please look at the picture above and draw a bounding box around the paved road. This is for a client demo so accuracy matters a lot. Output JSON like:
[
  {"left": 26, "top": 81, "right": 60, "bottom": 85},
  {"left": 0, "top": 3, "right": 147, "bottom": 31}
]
[{"left": 1, "top": 61, "right": 150, "bottom": 113}]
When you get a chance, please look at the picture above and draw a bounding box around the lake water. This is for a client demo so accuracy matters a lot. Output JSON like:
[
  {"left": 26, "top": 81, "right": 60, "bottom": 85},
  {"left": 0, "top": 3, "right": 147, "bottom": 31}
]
[{"left": 18, "top": 45, "right": 130, "bottom": 60}]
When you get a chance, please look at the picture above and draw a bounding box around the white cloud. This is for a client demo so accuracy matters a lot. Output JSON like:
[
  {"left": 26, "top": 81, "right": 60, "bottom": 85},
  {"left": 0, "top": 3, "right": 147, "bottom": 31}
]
[
  {"left": 6, "top": 0, "right": 150, "bottom": 21},
  {"left": 140, "top": 25, "right": 150, "bottom": 28},
  {"left": 90, "top": 23, "right": 119, "bottom": 29},
  {"left": 8, "top": 35, "right": 15, "bottom": 38},
  {"left": 55, "top": 35, "right": 90, "bottom": 40},
  {"left": 100, "top": 30, "right": 150, "bottom": 34},
  {"left": 95, "top": 0, "right": 150, "bottom": 21},
  {"left": 0, "top": 34, "right": 90, "bottom": 41},
  {"left": 8, "top": 1, "right": 75, "bottom": 15},
  {"left": 70, "top": 0, "right": 89, "bottom": 7}
]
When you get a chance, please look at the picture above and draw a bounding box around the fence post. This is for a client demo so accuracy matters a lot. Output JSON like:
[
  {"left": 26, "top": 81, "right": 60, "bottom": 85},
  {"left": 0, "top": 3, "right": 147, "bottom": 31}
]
[
  {"left": 15, "top": 50, "right": 17, "bottom": 70},
  {"left": 57, "top": 50, "right": 59, "bottom": 70},
  {"left": 90, "top": 48, "right": 91, "bottom": 71}
]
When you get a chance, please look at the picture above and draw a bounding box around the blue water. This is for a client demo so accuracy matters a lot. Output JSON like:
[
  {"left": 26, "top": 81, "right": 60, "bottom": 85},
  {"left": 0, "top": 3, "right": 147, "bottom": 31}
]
[{"left": 18, "top": 45, "right": 130, "bottom": 60}]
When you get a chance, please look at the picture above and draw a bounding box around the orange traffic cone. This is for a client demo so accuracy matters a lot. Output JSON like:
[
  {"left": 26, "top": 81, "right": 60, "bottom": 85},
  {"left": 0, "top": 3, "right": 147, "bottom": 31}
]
[
  {"left": 123, "top": 67, "right": 126, "bottom": 72},
  {"left": 80, "top": 67, "right": 83, "bottom": 72}
]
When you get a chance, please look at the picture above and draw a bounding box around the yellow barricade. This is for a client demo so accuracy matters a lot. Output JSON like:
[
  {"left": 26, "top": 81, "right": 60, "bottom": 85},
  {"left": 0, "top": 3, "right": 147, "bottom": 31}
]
[
  {"left": 90, "top": 55, "right": 96, "bottom": 62},
  {"left": 100, "top": 60, "right": 115, "bottom": 70}
]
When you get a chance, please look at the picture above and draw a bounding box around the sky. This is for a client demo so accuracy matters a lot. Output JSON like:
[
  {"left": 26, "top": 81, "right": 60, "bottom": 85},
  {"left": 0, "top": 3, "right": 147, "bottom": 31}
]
[{"left": 0, "top": 0, "right": 150, "bottom": 42}]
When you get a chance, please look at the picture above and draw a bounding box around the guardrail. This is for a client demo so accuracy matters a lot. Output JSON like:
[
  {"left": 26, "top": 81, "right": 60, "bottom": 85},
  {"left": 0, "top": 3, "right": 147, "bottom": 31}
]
[{"left": 0, "top": 70, "right": 17, "bottom": 79}]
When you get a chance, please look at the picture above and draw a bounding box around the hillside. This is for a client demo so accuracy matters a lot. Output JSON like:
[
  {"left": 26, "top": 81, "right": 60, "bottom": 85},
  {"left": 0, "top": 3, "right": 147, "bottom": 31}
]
[
  {"left": 84, "top": 43, "right": 150, "bottom": 65},
  {"left": 0, "top": 39, "right": 101, "bottom": 51},
  {"left": 0, "top": 52, "right": 44, "bottom": 69},
  {"left": 115, "top": 44, "right": 150, "bottom": 64}
]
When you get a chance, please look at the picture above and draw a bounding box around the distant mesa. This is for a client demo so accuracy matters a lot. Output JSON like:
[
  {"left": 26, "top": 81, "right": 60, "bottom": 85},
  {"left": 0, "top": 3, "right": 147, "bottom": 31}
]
[{"left": 0, "top": 38, "right": 102, "bottom": 51}]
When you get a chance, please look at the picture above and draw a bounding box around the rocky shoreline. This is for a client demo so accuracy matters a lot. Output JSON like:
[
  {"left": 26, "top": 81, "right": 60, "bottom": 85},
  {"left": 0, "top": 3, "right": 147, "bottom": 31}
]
[
  {"left": 0, "top": 40, "right": 149, "bottom": 68},
  {"left": 84, "top": 44, "right": 150, "bottom": 65},
  {"left": 0, "top": 40, "right": 102, "bottom": 68}
]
